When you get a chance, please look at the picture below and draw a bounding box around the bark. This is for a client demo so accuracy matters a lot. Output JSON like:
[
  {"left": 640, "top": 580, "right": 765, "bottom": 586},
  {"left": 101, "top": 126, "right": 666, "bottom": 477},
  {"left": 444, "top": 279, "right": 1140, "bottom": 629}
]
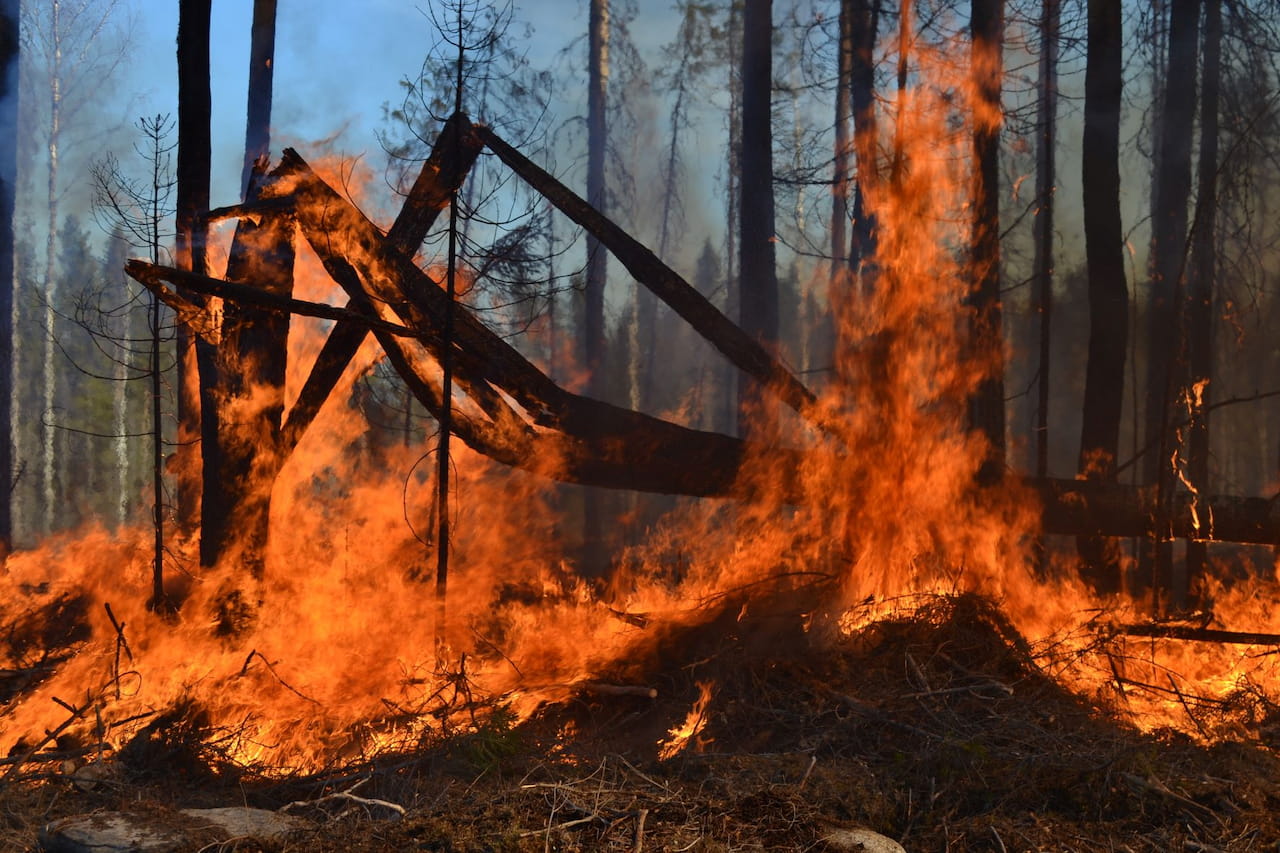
[
  {"left": 175, "top": 0, "right": 212, "bottom": 533},
  {"left": 738, "top": 0, "right": 779, "bottom": 436},
  {"left": 475, "top": 126, "right": 819, "bottom": 425},
  {"left": 240, "top": 0, "right": 276, "bottom": 198},
  {"left": 1184, "top": 0, "right": 1221, "bottom": 590},
  {"left": 0, "top": 0, "right": 14, "bottom": 558},
  {"left": 1033, "top": 0, "right": 1059, "bottom": 480},
  {"left": 1078, "top": 0, "right": 1127, "bottom": 589},
  {"left": 968, "top": 0, "right": 1005, "bottom": 482}
]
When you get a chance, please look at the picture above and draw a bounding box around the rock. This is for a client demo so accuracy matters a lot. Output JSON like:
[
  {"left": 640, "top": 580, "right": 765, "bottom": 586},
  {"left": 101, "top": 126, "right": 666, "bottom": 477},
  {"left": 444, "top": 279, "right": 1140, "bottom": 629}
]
[
  {"left": 39, "top": 807, "right": 306, "bottom": 852},
  {"left": 38, "top": 812, "right": 184, "bottom": 853},
  {"left": 180, "top": 807, "right": 306, "bottom": 842},
  {"left": 820, "top": 826, "right": 907, "bottom": 853}
]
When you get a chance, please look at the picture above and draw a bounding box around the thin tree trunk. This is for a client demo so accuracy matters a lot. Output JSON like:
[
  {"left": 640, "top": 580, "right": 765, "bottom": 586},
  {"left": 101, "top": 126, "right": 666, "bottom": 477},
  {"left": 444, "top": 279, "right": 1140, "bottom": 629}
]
[
  {"left": 1077, "top": 0, "right": 1128, "bottom": 591},
  {"left": 1184, "top": 0, "right": 1220, "bottom": 594},
  {"left": 969, "top": 0, "right": 1005, "bottom": 482},
  {"left": 724, "top": 0, "right": 742, "bottom": 437},
  {"left": 175, "top": 0, "right": 212, "bottom": 537},
  {"left": 849, "top": 0, "right": 879, "bottom": 274},
  {"left": 1033, "top": 0, "right": 1059, "bottom": 482},
  {"left": 832, "top": 0, "right": 854, "bottom": 273},
  {"left": 738, "top": 0, "right": 779, "bottom": 440},
  {"left": 40, "top": 0, "right": 63, "bottom": 535},
  {"left": 583, "top": 0, "right": 610, "bottom": 575},
  {"left": 0, "top": 0, "right": 15, "bottom": 558}
]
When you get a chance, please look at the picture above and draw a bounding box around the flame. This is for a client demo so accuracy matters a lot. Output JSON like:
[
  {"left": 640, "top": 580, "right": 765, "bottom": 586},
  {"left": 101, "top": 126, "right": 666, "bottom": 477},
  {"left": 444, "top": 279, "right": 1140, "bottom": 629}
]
[
  {"left": 657, "top": 681, "right": 714, "bottom": 761},
  {"left": 3, "top": 32, "right": 1279, "bottom": 776}
]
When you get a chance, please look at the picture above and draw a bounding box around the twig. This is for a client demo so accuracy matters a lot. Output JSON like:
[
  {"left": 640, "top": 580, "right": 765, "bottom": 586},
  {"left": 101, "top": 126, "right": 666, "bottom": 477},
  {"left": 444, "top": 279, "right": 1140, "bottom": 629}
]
[
  {"left": 1167, "top": 674, "right": 1210, "bottom": 740},
  {"left": 1, "top": 698, "right": 94, "bottom": 783},
  {"left": 238, "top": 650, "right": 323, "bottom": 706},
  {"left": 798, "top": 754, "right": 817, "bottom": 790},
  {"left": 281, "top": 779, "right": 406, "bottom": 818}
]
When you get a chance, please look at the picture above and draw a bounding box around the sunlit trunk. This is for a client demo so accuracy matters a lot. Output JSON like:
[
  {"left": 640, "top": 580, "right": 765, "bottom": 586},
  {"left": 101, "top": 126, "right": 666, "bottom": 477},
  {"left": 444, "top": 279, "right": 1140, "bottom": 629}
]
[{"left": 40, "top": 0, "right": 62, "bottom": 536}]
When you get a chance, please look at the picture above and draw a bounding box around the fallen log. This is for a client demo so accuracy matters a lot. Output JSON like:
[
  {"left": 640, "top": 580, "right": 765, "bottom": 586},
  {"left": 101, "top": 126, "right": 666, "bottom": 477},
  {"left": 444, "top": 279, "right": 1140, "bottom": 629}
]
[{"left": 475, "top": 124, "right": 822, "bottom": 430}]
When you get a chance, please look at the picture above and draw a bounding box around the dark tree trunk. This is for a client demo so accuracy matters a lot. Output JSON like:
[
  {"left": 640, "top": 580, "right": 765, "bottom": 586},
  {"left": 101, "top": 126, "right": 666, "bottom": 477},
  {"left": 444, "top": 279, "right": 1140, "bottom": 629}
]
[
  {"left": 738, "top": 0, "right": 779, "bottom": 438},
  {"left": 1077, "top": 0, "right": 1128, "bottom": 590},
  {"left": 240, "top": 0, "right": 277, "bottom": 197},
  {"left": 1033, "top": 0, "right": 1059, "bottom": 482},
  {"left": 832, "top": 1, "right": 854, "bottom": 272},
  {"left": 1142, "top": 0, "right": 1200, "bottom": 597},
  {"left": 0, "top": 0, "right": 15, "bottom": 560},
  {"left": 1184, "top": 0, "right": 1221, "bottom": 593},
  {"left": 175, "top": 0, "right": 213, "bottom": 544},
  {"left": 849, "top": 0, "right": 879, "bottom": 273},
  {"left": 969, "top": 0, "right": 1005, "bottom": 482}
]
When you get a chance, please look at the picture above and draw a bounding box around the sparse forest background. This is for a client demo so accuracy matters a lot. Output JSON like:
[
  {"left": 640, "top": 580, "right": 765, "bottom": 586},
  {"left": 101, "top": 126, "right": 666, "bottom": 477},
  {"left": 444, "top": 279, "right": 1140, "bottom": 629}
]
[{"left": 4, "top": 0, "right": 1280, "bottom": 588}]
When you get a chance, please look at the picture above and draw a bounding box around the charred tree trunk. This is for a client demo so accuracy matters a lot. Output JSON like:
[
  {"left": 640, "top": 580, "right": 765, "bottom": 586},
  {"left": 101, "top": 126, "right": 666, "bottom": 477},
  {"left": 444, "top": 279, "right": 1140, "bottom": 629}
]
[
  {"left": 0, "top": 0, "right": 14, "bottom": 560},
  {"left": 739, "top": 0, "right": 779, "bottom": 439},
  {"left": 175, "top": 0, "right": 212, "bottom": 545},
  {"left": 849, "top": 0, "right": 879, "bottom": 273},
  {"left": 968, "top": 0, "right": 1005, "bottom": 482},
  {"left": 1143, "top": 0, "right": 1200, "bottom": 598},
  {"left": 1077, "top": 0, "right": 1128, "bottom": 591},
  {"left": 199, "top": 163, "right": 295, "bottom": 574},
  {"left": 1184, "top": 0, "right": 1220, "bottom": 591},
  {"left": 240, "top": 0, "right": 277, "bottom": 197},
  {"left": 1033, "top": 0, "right": 1059, "bottom": 481}
]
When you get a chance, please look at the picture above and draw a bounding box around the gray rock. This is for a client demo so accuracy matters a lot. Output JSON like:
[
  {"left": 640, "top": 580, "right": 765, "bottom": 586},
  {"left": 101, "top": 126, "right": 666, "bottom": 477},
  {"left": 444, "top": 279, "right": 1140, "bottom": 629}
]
[
  {"left": 38, "top": 812, "right": 183, "bottom": 853},
  {"left": 180, "top": 807, "right": 306, "bottom": 842}
]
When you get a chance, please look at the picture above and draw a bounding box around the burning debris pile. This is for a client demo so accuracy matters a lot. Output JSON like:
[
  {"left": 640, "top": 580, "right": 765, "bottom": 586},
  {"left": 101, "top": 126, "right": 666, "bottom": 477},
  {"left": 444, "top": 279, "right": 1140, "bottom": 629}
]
[{"left": 5, "top": 47, "right": 1280, "bottom": 851}]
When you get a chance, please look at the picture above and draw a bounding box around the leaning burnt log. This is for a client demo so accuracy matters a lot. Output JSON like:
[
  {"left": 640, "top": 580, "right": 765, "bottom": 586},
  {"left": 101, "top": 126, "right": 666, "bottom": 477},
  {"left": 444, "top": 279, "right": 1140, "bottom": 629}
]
[{"left": 474, "top": 124, "right": 823, "bottom": 431}]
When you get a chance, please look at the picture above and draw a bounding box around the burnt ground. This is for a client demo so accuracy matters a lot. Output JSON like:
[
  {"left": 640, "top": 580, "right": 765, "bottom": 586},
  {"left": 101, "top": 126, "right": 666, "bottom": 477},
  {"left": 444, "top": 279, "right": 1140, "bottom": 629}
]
[{"left": 6, "top": 592, "right": 1280, "bottom": 851}]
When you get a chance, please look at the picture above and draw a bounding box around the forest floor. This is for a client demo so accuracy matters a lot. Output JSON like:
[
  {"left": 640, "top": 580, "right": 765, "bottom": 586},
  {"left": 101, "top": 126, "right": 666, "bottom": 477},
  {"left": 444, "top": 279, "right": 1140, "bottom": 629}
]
[{"left": 7, "top": 593, "right": 1280, "bottom": 852}]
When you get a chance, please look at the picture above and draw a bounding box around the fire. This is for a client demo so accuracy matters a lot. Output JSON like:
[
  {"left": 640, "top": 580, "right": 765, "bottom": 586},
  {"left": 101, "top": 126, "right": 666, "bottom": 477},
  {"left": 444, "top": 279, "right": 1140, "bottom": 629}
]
[
  {"left": 657, "top": 681, "right": 714, "bottom": 761},
  {"left": 2, "top": 24, "right": 1279, "bottom": 780}
]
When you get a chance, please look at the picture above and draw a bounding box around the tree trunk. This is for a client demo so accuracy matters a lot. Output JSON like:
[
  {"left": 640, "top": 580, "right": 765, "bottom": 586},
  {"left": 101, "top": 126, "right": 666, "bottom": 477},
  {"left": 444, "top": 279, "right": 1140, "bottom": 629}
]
[
  {"left": 240, "top": 0, "right": 277, "bottom": 197},
  {"left": 1033, "top": 0, "right": 1059, "bottom": 482},
  {"left": 583, "top": 0, "right": 610, "bottom": 575},
  {"left": 738, "top": 0, "right": 779, "bottom": 439},
  {"left": 968, "top": 0, "right": 1005, "bottom": 482},
  {"left": 832, "top": 0, "right": 854, "bottom": 273},
  {"left": 39, "top": 0, "right": 64, "bottom": 536},
  {"left": 1184, "top": 0, "right": 1221, "bottom": 593},
  {"left": 1142, "top": 0, "right": 1200, "bottom": 598},
  {"left": 849, "top": 0, "right": 879, "bottom": 273},
  {"left": 0, "top": 0, "right": 15, "bottom": 559},
  {"left": 175, "top": 0, "right": 212, "bottom": 535},
  {"left": 1078, "top": 0, "right": 1128, "bottom": 590}
]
